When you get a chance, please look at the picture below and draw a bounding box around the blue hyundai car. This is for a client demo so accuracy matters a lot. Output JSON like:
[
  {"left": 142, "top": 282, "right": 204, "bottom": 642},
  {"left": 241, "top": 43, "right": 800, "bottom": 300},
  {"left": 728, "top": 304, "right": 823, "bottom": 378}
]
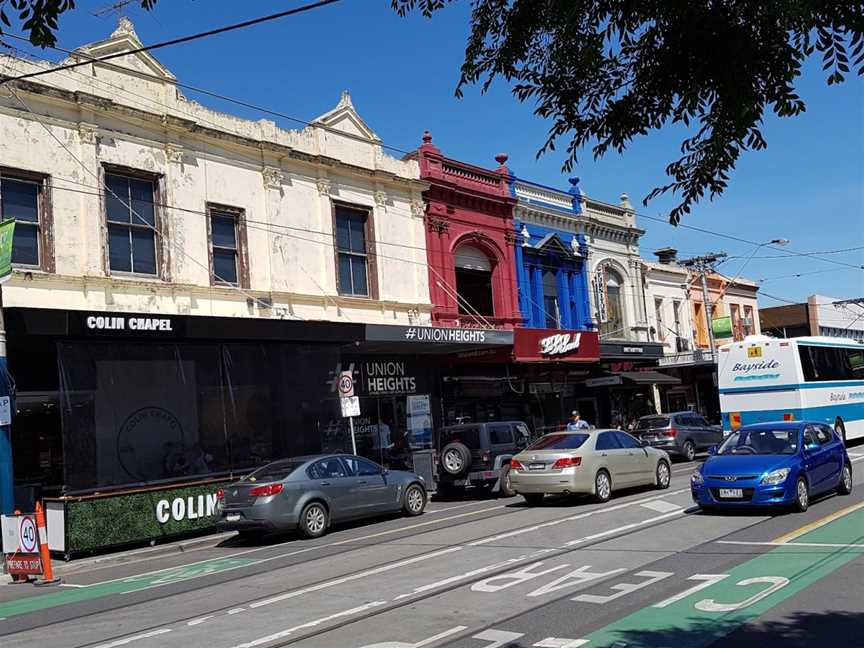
[{"left": 691, "top": 421, "right": 853, "bottom": 512}]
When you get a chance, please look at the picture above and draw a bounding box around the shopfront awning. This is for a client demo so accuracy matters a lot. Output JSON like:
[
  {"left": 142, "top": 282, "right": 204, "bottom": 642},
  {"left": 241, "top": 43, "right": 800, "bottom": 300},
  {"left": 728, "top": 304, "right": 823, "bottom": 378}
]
[{"left": 618, "top": 371, "right": 682, "bottom": 386}]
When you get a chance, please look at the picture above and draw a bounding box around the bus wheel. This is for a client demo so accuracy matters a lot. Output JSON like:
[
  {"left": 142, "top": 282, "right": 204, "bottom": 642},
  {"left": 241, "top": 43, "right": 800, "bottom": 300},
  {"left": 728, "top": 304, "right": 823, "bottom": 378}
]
[{"left": 835, "top": 418, "right": 847, "bottom": 444}]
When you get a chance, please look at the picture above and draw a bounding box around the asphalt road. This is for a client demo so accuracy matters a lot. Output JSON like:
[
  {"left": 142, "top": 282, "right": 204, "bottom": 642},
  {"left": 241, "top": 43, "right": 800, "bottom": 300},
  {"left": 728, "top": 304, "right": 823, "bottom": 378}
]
[{"left": 1, "top": 451, "right": 863, "bottom": 648}]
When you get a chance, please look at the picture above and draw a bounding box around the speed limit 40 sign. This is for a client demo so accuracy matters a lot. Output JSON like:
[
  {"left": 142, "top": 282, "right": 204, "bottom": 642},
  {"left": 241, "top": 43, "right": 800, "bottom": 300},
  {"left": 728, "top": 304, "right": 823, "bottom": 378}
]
[
  {"left": 1, "top": 513, "right": 38, "bottom": 554},
  {"left": 338, "top": 371, "right": 355, "bottom": 397}
]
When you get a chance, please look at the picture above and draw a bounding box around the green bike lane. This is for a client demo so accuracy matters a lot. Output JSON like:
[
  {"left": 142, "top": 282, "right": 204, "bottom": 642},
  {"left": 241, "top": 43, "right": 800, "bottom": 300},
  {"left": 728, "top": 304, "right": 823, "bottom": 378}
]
[
  {"left": 578, "top": 503, "right": 864, "bottom": 647},
  {"left": 0, "top": 557, "right": 257, "bottom": 620}
]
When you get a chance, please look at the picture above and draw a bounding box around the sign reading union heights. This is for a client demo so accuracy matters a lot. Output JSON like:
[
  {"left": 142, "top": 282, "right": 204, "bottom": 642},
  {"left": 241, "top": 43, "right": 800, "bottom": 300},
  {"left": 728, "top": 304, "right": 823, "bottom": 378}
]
[{"left": 365, "top": 324, "right": 514, "bottom": 346}]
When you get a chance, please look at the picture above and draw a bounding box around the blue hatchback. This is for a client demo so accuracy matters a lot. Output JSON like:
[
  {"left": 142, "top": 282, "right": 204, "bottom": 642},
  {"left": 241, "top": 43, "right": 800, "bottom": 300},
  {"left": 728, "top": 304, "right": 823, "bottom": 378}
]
[{"left": 691, "top": 421, "right": 853, "bottom": 512}]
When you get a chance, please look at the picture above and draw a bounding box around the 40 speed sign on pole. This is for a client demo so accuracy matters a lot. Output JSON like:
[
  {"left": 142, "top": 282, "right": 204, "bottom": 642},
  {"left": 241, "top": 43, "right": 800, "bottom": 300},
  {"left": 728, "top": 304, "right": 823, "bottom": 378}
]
[
  {"left": 1, "top": 512, "right": 42, "bottom": 579},
  {"left": 338, "top": 370, "right": 360, "bottom": 455}
]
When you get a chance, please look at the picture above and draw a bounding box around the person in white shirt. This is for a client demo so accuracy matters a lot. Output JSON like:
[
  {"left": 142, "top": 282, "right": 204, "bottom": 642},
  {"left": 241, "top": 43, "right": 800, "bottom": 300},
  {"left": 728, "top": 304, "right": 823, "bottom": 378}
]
[{"left": 566, "top": 411, "right": 590, "bottom": 431}]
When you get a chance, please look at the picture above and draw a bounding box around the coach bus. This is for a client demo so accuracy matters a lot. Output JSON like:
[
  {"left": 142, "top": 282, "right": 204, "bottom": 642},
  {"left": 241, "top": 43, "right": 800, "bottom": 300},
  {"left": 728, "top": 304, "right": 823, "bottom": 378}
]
[{"left": 718, "top": 335, "right": 864, "bottom": 443}]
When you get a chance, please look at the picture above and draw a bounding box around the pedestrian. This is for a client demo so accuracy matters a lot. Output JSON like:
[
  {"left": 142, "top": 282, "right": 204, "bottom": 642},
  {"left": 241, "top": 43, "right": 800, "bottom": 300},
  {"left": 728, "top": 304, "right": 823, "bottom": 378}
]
[{"left": 566, "top": 411, "right": 590, "bottom": 431}]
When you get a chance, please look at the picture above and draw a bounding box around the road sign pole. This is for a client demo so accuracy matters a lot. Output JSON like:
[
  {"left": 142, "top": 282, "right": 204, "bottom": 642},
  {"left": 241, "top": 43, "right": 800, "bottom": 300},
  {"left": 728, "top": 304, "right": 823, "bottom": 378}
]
[
  {"left": 0, "top": 288, "right": 13, "bottom": 516},
  {"left": 349, "top": 416, "right": 357, "bottom": 456}
]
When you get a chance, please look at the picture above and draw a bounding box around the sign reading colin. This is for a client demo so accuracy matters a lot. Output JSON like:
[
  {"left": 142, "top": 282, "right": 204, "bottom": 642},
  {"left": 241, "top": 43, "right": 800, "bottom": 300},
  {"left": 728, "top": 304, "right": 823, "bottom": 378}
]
[
  {"left": 514, "top": 329, "right": 600, "bottom": 363},
  {"left": 75, "top": 311, "right": 182, "bottom": 337}
]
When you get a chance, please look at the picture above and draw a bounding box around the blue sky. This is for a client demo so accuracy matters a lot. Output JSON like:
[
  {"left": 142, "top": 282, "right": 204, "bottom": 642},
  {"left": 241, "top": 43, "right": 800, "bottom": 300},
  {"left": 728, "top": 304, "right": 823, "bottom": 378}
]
[{"left": 9, "top": 0, "right": 864, "bottom": 306}]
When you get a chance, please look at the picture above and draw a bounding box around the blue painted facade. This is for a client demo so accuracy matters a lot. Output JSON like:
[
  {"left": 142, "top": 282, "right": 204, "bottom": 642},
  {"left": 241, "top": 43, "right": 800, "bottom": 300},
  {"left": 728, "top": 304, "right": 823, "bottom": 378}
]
[{"left": 513, "top": 177, "right": 593, "bottom": 331}]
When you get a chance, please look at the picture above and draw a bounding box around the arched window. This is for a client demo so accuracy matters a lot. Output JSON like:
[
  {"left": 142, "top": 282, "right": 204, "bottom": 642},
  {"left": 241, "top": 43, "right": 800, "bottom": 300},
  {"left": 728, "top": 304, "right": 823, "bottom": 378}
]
[
  {"left": 601, "top": 267, "right": 625, "bottom": 338},
  {"left": 454, "top": 244, "right": 495, "bottom": 316}
]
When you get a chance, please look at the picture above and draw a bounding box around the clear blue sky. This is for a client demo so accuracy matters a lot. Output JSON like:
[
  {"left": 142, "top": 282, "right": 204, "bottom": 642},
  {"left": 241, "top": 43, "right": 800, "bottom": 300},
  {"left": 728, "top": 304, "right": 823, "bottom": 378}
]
[{"left": 10, "top": 0, "right": 864, "bottom": 306}]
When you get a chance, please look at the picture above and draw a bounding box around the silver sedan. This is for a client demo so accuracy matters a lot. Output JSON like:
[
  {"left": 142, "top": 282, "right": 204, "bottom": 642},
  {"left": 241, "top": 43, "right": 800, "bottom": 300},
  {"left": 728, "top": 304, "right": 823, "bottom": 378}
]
[
  {"left": 216, "top": 454, "right": 427, "bottom": 538},
  {"left": 510, "top": 429, "right": 671, "bottom": 505}
]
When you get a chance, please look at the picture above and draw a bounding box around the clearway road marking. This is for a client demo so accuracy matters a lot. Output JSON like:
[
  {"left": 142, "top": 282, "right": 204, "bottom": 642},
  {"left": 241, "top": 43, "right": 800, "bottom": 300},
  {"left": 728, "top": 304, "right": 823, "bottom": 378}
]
[{"left": 640, "top": 499, "right": 682, "bottom": 513}]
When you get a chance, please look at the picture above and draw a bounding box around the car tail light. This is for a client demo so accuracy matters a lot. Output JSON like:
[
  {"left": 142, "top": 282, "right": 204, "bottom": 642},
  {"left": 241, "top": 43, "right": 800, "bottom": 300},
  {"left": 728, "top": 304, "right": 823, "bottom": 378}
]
[
  {"left": 248, "top": 483, "right": 284, "bottom": 497},
  {"left": 663, "top": 428, "right": 678, "bottom": 438},
  {"left": 216, "top": 488, "right": 224, "bottom": 500},
  {"left": 552, "top": 456, "right": 582, "bottom": 469},
  {"left": 510, "top": 459, "right": 525, "bottom": 471}
]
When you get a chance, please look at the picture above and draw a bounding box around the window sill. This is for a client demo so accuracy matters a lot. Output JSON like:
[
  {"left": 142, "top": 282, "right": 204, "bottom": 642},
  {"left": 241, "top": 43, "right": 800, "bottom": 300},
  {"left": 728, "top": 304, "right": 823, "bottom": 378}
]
[{"left": 108, "top": 272, "right": 163, "bottom": 283}]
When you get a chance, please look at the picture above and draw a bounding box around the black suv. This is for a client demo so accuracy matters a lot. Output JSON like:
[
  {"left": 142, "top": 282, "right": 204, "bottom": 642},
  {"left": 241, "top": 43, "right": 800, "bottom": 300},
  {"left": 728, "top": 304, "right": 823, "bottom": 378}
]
[
  {"left": 633, "top": 412, "right": 723, "bottom": 461},
  {"left": 434, "top": 421, "right": 531, "bottom": 497}
]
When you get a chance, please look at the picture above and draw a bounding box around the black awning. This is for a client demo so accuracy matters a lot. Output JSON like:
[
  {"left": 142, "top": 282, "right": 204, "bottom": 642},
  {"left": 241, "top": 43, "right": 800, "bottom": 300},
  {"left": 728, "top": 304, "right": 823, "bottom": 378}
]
[{"left": 619, "top": 371, "right": 682, "bottom": 386}]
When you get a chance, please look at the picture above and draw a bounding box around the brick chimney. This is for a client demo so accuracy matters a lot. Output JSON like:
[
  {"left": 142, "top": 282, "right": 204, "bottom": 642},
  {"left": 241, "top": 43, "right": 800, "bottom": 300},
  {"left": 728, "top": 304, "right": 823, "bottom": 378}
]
[{"left": 654, "top": 247, "right": 678, "bottom": 265}]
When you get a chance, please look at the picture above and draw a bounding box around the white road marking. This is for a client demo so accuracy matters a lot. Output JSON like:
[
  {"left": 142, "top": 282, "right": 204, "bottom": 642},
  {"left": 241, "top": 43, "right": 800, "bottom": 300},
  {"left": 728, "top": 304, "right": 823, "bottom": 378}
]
[
  {"left": 249, "top": 547, "right": 462, "bottom": 609},
  {"left": 187, "top": 616, "right": 214, "bottom": 626},
  {"left": 565, "top": 510, "right": 684, "bottom": 546},
  {"left": 59, "top": 583, "right": 87, "bottom": 588},
  {"left": 91, "top": 628, "right": 172, "bottom": 648},
  {"left": 469, "top": 489, "right": 688, "bottom": 546},
  {"left": 717, "top": 540, "right": 864, "bottom": 549},
  {"left": 473, "top": 629, "right": 525, "bottom": 646},
  {"left": 230, "top": 601, "right": 387, "bottom": 648},
  {"left": 226, "top": 607, "right": 245, "bottom": 615},
  {"left": 411, "top": 626, "right": 469, "bottom": 647},
  {"left": 640, "top": 500, "right": 682, "bottom": 513},
  {"left": 534, "top": 639, "right": 590, "bottom": 648}
]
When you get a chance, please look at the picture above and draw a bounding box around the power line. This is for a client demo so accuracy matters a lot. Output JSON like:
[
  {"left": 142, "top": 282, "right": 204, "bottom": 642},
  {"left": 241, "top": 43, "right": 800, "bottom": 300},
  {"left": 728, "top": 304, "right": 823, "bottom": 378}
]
[{"left": 0, "top": 0, "right": 343, "bottom": 86}]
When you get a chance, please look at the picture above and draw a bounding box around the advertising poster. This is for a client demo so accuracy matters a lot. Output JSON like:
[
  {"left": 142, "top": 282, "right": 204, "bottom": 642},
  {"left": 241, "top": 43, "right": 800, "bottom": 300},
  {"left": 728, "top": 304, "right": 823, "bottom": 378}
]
[{"left": 407, "top": 394, "right": 432, "bottom": 448}]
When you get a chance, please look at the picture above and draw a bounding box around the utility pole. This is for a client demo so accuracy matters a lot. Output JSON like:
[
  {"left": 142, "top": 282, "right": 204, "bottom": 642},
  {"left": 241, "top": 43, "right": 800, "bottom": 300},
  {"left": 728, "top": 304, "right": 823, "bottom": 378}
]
[{"left": 678, "top": 253, "right": 728, "bottom": 358}]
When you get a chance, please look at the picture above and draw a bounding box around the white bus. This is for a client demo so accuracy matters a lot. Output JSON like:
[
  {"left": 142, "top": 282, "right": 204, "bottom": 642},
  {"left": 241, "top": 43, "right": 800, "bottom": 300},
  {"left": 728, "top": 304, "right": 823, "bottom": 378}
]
[{"left": 718, "top": 335, "right": 864, "bottom": 442}]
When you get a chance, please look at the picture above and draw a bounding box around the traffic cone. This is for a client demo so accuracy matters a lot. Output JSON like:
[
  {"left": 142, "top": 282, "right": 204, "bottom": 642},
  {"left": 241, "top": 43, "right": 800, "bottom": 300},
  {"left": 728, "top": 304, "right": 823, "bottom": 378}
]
[{"left": 33, "top": 501, "right": 60, "bottom": 586}]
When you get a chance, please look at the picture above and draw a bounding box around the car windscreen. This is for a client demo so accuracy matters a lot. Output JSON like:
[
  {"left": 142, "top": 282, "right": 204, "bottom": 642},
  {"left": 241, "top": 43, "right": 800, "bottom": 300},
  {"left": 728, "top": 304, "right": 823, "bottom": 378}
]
[
  {"left": 717, "top": 429, "right": 798, "bottom": 455},
  {"left": 244, "top": 460, "right": 304, "bottom": 482},
  {"left": 636, "top": 416, "right": 670, "bottom": 430},
  {"left": 526, "top": 433, "right": 590, "bottom": 450},
  {"left": 441, "top": 427, "right": 481, "bottom": 447}
]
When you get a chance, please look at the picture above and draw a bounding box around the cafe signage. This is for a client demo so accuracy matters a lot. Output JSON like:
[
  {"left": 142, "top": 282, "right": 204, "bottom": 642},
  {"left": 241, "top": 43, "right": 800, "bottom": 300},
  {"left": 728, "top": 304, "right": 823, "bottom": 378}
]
[
  {"left": 540, "top": 332, "right": 582, "bottom": 356},
  {"left": 513, "top": 329, "right": 600, "bottom": 363},
  {"left": 86, "top": 314, "right": 174, "bottom": 332}
]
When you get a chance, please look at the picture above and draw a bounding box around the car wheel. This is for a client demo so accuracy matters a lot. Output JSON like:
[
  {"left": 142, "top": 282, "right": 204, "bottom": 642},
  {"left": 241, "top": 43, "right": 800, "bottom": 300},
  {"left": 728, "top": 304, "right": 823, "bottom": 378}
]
[
  {"left": 656, "top": 460, "right": 671, "bottom": 490},
  {"left": 594, "top": 470, "right": 612, "bottom": 503},
  {"left": 298, "top": 502, "right": 329, "bottom": 539},
  {"left": 682, "top": 440, "right": 696, "bottom": 462},
  {"left": 793, "top": 477, "right": 809, "bottom": 513},
  {"left": 403, "top": 484, "right": 426, "bottom": 516},
  {"left": 522, "top": 493, "right": 544, "bottom": 506},
  {"left": 440, "top": 442, "right": 472, "bottom": 477},
  {"left": 835, "top": 419, "right": 847, "bottom": 445},
  {"left": 838, "top": 463, "right": 853, "bottom": 495},
  {"left": 499, "top": 464, "right": 516, "bottom": 497}
]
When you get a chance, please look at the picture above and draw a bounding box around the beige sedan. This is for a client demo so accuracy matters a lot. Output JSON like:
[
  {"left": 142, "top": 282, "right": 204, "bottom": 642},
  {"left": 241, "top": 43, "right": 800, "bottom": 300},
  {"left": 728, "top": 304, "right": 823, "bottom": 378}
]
[{"left": 510, "top": 429, "right": 671, "bottom": 505}]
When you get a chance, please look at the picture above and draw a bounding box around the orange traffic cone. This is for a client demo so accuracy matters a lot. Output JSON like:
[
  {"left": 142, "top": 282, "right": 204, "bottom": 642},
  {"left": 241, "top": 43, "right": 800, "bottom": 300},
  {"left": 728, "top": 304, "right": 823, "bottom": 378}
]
[{"left": 33, "top": 501, "right": 60, "bottom": 586}]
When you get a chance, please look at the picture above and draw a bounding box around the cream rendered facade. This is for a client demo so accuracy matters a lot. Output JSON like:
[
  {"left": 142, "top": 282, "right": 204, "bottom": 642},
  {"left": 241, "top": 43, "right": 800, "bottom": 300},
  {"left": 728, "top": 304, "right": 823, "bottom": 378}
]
[
  {"left": 0, "top": 19, "right": 432, "bottom": 324},
  {"left": 643, "top": 261, "right": 696, "bottom": 355}
]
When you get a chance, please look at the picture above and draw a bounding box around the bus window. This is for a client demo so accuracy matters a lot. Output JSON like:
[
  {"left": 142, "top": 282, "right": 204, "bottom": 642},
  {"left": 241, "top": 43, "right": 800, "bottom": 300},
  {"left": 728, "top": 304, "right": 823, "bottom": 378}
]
[{"left": 798, "top": 345, "right": 857, "bottom": 382}]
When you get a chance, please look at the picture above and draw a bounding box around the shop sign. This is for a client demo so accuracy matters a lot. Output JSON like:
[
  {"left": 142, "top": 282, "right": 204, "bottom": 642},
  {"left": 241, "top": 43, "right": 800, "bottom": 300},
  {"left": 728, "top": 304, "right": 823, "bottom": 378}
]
[
  {"left": 366, "top": 361, "right": 417, "bottom": 395},
  {"left": 593, "top": 267, "right": 608, "bottom": 324},
  {"left": 0, "top": 219, "right": 14, "bottom": 284},
  {"left": 365, "top": 324, "right": 513, "bottom": 346},
  {"left": 712, "top": 316, "right": 733, "bottom": 339},
  {"left": 514, "top": 329, "right": 600, "bottom": 363},
  {"left": 0, "top": 396, "right": 11, "bottom": 426},
  {"left": 86, "top": 314, "right": 174, "bottom": 332}
]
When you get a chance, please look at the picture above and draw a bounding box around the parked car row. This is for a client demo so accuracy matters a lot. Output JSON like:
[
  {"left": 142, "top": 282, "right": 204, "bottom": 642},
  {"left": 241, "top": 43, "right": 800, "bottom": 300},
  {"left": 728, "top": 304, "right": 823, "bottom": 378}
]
[{"left": 214, "top": 419, "right": 854, "bottom": 540}]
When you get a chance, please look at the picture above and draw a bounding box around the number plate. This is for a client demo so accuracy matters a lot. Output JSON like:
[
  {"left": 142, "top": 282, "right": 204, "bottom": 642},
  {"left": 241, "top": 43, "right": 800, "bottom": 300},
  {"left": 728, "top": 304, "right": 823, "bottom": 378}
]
[
  {"left": 718, "top": 488, "right": 744, "bottom": 499},
  {"left": 226, "top": 514, "right": 241, "bottom": 522},
  {"left": 529, "top": 463, "right": 546, "bottom": 471}
]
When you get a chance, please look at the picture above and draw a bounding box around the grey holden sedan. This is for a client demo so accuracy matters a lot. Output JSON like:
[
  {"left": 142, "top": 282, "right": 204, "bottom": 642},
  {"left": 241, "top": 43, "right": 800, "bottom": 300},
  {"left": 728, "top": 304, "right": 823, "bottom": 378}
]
[{"left": 216, "top": 454, "right": 427, "bottom": 539}]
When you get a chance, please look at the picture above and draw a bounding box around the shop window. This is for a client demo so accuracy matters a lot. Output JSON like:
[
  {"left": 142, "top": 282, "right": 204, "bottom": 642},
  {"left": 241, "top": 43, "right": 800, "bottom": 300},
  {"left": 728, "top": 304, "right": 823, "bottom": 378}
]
[
  {"left": 654, "top": 297, "right": 665, "bottom": 342},
  {"left": 455, "top": 244, "right": 494, "bottom": 316},
  {"left": 742, "top": 305, "right": 755, "bottom": 336},
  {"left": 730, "top": 303, "right": 743, "bottom": 341},
  {"left": 0, "top": 168, "right": 54, "bottom": 270},
  {"left": 208, "top": 204, "right": 248, "bottom": 287},
  {"left": 542, "top": 269, "right": 561, "bottom": 329},
  {"left": 694, "top": 302, "right": 709, "bottom": 348},
  {"left": 104, "top": 170, "right": 159, "bottom": 275},
  {"left": 335, "top": 204, "right": 374, "bottom": 297},
  {"left": 600, "top": 268, "right": 625, "bottom": 339}
]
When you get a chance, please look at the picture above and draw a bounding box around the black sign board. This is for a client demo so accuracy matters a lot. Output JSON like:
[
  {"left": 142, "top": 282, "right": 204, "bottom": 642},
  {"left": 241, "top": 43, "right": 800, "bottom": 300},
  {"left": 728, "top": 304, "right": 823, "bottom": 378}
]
[{"left": 365, "top": 324, "right": 513, "bottom": 346}]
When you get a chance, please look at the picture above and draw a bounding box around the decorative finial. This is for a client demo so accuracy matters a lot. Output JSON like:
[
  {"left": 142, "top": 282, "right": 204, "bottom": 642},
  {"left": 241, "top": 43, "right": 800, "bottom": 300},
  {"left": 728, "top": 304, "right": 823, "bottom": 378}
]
[
  {"left": 619, "top": 192, "right": 633, "bottom": 209},
  {"left": 112, "top": 16, "right": 138, "bottom": 39},
  {"left": 495, "top": 153, "right": 509, "bottom": 166},
  {"left": 520, "top": 225, "right": 531, "bottom": 247},
  {"left": 422, "top": 130, "right": 433, "bottom": 144},
  {"left": 337, "top": 90, "right": 353, "bottom": 109}
]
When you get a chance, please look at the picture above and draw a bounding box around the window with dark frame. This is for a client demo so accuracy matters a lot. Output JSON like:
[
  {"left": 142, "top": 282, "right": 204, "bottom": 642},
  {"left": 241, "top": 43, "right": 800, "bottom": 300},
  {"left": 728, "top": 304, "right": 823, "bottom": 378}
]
[
  {"left": 542, "top": 269, "right": 561, "bottom": 329},
  {"left": 0, "top": 172, "right": 43, "bottom": 267},
  {"left": 105, "top": 171, "right": 158, "bottom": 275},
  {"left": 335, "top": 205, "right": 370, "bottom": 297},
  {"left": 209, "top": 206, "right": 241, "bottom": 285}
]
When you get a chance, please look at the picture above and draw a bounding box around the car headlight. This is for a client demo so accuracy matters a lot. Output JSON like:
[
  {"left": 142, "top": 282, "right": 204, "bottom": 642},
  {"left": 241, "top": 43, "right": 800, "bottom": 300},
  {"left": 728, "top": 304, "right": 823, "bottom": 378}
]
[
  {"left": 691, "top": 471, "right": 704, "bottom": 486},
  {"left": 761, "top": 468, "right": 790, "bottom": 486}
]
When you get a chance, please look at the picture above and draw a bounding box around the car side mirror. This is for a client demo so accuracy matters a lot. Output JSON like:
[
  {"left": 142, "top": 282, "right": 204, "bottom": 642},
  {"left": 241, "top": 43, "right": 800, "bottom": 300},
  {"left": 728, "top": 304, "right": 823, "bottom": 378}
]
[
  {"left": 805, "top": 443, "right": 819, "bottom": 453},
  {"left": 707, "top": 446, "right": 717, "bottom": 456}
]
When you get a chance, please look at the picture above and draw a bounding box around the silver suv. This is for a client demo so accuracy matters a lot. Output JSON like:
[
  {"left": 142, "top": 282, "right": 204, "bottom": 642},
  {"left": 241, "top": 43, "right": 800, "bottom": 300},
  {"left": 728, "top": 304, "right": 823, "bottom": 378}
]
[{"left": 633, "top": 412, "right": 723, "bottom": 461}]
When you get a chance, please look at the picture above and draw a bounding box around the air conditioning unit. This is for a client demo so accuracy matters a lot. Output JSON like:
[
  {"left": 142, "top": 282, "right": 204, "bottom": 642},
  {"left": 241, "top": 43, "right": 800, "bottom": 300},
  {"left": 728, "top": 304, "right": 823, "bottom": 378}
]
[{"left": 676, "top": 337, "right": 691, "bottom": 352}]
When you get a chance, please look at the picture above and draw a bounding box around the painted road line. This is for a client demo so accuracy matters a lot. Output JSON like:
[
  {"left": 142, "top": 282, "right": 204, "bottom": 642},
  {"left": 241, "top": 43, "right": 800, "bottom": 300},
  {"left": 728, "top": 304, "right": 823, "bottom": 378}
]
[
  {"left": 411, "top": 626, "right": 470, "bottom": 647},
  {"left": 718, "top": 540, "right": 864, "bottom": 549},
  {"left": 534, "top": 639, "right": 590, "bottom": 648},
  {"left": 187, "top": 615, "right": 214, "bottom": 626},
  {"left": 772, "top": 499, "right": 864, "bottom": 544},
  {"left": 468, "top": 489, "right": 689, "bottom": 547},
  {"left": 573, "top": 502, "right": 864, "bottom": 648},
  {"left": 249, "top": 546, "right": 462, "bottom": 609},
  {"left": 564, "top": 510, "right": 684, "bottom": 546},
  {"left": 92, "top": 628, "right": 172, "bottom": 648},
  {"left": 232, "top": 600, "right": 388, "bottom": 648},
  {"left": 640, "top": 499, "right": 682, "bottom": 513}
]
